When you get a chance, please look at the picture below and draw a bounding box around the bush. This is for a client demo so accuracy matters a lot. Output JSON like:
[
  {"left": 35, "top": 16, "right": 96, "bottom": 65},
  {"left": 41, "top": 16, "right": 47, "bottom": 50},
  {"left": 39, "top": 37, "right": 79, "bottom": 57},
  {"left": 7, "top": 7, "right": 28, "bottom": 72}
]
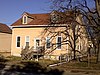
[
  {"left": 0, "top": 54, "right": 7, "bottom": 62},
  {"left": 6, "top": 56, "right": 21, "bottom": 61},
  {"left": 0, "top": 54, "right": 4, "bottom": 59}
]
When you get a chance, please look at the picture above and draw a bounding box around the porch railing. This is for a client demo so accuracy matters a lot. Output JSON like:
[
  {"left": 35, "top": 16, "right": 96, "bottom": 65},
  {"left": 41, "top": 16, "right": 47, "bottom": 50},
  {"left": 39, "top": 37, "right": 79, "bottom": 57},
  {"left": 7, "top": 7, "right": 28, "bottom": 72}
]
[{"left": 21, "top": 46, "right": 45, "bottom": 60}]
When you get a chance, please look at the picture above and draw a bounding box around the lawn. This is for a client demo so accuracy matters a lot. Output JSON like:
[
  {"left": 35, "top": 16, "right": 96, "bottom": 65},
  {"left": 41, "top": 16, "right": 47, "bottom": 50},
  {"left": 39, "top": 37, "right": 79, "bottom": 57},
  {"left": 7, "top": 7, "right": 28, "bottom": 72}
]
[
  {"left": 0, "top": 56, "right": 64, "bottom": 75},
  {"left": 0, "top": 55, "right": 100, "bottom": 75}
]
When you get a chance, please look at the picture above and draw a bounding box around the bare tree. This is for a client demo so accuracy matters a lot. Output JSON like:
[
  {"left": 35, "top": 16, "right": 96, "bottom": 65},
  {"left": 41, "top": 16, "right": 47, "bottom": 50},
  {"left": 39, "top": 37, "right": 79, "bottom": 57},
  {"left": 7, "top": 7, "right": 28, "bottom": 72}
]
[
  {"left": 40, "top": 9, "right": 88, "bottom": 61},
  {"left": 95, "top": 0, "right": 100, "bottom": 62},
  {"left": 49, "top": 0, "right": 100, "bottom": 61}
]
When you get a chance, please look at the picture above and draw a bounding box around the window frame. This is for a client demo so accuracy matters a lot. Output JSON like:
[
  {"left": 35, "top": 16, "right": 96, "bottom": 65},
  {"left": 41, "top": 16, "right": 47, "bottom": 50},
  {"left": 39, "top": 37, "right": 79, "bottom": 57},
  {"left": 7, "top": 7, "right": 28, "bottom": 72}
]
[
  {"left": 25, "top": 36, "right": 30, "bottom": 47},
  {"left": 56, "top": 36, "right": 62, "bottom": 50},
  {"left": 46, "top": 37, "right": 51, "bottom": 49},
  {"left": 16, "top": 36, "right": 21, "bottom": 48}
]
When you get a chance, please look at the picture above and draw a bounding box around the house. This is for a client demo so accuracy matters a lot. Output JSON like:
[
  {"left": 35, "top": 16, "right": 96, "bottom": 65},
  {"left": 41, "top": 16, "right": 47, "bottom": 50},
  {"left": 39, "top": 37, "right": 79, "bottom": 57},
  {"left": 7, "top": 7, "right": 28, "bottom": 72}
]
[
  {"left": 11, "top": 11, "right": 88, "bottom": 60},
  {"left": 0, "top": 23, "right": 12, "bottom": 57}
]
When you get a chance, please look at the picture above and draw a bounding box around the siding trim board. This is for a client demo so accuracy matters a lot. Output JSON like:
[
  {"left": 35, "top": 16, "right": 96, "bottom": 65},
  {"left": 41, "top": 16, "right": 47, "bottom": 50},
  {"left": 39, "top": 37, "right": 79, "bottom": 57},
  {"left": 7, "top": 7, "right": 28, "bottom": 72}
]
[{"left": 11, "top": 24, "right": 68, "bottom": 28}]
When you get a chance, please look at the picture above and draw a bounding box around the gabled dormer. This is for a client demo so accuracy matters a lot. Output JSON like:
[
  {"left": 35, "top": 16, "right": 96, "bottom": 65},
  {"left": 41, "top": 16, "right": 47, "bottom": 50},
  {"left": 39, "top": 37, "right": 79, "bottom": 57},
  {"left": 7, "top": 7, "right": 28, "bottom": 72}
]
[
  {"left": 22, "top": 12, "right": 33, "bottom": 25},
  {"left": 11, "top": 12, "right": 50, "bottom": 26},
  {"left": 22, "top": 12, "right": 28, "bottom": 24},
  {"left": 50, "top": 10, "right": 66, "bottom": 24},
  {"left": 50, "top": 10, "right": 59, "bottom": 23}
]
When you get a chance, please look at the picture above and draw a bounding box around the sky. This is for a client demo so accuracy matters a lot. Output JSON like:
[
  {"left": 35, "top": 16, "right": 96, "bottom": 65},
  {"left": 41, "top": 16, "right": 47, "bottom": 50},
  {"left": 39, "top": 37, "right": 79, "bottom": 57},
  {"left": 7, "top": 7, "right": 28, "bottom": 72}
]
[
  {"left": 0, "top": 0, "right": 95, "bottom": 26},
  {"left": 0, "top": 0, "right": 51, "bottom": 26}
]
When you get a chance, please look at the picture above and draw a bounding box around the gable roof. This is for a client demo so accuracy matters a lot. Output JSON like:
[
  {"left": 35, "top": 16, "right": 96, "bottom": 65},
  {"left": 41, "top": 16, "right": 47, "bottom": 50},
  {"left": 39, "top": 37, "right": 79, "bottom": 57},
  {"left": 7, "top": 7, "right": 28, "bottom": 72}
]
[
  {"left": 11, "top": 12, "right": 51, "bottom": 26},
  {"left": 11, "top": 11, "right": 74, "bottom": 27},
  {"left": 0, "top": 23, "right": 12, "bottom": 34}
]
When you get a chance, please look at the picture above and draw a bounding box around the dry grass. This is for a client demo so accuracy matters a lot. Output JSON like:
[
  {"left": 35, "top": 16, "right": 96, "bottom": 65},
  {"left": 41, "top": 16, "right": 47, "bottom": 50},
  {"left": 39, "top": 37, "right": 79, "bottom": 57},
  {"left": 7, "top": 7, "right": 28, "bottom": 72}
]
[
  {"left": 0, "top": 56, "right": 100, "bottom": 74},
  {"left": 1, "top": 56, "right": 100, "bottom": 71}
]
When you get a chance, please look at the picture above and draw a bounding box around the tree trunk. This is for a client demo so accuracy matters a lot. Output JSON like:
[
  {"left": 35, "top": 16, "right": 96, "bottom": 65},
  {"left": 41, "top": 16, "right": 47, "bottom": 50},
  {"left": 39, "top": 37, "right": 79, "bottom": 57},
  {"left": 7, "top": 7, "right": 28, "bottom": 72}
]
[
  {"left": 73, "top": 23, "right": 76, "bottom": 60},
  {"left": 96, "top": 0, "right": 100, "bottom": 63},
  {"left": 73, "top": 44, "right": 76, "bottom": 60}
]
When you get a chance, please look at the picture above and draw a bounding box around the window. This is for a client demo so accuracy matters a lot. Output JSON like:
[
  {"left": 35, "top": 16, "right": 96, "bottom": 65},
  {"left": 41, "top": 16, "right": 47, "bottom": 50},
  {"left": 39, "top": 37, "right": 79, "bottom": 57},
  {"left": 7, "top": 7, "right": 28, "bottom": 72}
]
[
  {"left": 23, "top": 15, "right": 27, "bottom": 24},
  {"left": 66, "top": 37, "right": 69, "bottom": 50},
  {"left": 46, "top": 37, "right": 51, "bottom": 49},
  {"left": 56, "top": 36, "right": 62, "bottom": 49},
  {"left": 25, "top": 36, "right": 29, "bottom": 47},
  {"left": 16, "top": 36, "right": 20, "bottom": 48},
  {"left": 77, "top": 45, "right": 79, "bottom": 50},
  {"left": 36, "top": 39, "right": 40, "bottom": 46}
]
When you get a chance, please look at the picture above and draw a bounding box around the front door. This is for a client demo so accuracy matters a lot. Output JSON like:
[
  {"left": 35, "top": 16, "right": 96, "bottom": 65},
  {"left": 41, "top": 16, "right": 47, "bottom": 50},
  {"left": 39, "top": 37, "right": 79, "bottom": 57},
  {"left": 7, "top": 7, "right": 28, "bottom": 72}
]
[
  {"left": 36, "top": 39, "right": 40, "bottom": 47},
  {"left": 34, "top": 38, "right": 40, "bottom": 50}
]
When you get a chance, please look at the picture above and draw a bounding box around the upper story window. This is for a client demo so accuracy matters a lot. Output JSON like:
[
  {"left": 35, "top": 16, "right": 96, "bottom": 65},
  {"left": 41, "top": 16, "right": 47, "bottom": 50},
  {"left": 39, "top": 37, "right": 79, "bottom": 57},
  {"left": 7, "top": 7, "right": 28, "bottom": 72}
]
[
  {"left": 22, "top": 15, "right": 27, "bottom": 24},
  {"left": 25, "top": 36, "right": 30, "bottom": 47},
  {"left": 16, "top": 36, "right": 20, "bottom": 48},
  {"left": 56, "top": 36, "right": 62, "bottom": 49},
  {"left": 46, "top": 37, "right": 51, "bottom": 49}
]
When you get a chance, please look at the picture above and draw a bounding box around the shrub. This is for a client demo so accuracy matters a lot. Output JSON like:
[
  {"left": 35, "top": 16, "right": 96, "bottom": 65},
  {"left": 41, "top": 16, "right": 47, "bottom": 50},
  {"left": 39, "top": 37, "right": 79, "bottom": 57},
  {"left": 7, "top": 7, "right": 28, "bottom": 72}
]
[
  {"left": 0, "top": 54, "right": 7, "bottom": 62},
  {"left": 6, "top": 56, "right": 21, "bottom": 61}
]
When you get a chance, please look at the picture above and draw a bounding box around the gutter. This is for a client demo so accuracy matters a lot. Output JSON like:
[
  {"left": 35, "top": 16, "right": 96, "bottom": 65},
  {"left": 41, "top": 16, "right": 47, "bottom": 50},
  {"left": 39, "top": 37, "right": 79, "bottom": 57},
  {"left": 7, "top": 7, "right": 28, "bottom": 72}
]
[{"left": 11, "top": 24, "right": 68, "bottom": 28}]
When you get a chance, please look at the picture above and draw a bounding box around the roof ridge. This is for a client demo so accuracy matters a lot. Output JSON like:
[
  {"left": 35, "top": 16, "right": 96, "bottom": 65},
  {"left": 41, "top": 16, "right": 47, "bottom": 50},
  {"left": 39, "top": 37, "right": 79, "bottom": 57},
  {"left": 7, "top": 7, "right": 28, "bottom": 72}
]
[
  {"left": 0, "top": 23, "right": 12, "bottom": 34},
  {"left": 30, "top": 13, "right": 50, "bottom": 15},
  {"left": 23, "top": 11, "right": 50, "bottom": 15},
  {"left": 0, "top": 23, "right": 6, "bottom": 25}
]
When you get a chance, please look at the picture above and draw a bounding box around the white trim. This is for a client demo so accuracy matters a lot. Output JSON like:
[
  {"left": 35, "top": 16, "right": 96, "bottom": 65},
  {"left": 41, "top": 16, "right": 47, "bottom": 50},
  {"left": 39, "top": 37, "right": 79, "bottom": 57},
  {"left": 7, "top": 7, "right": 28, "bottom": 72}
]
[
  {"left": 11, "top": 24, "right": 67, "bottom": 28},
  {"left": 46, "top": 37, "right": 51, "bottom": 50},
  {"left": 25, "top": 36, "right": 30, "bottom": 46},
  {"left": 16, "top": 36, "right": 21, "bottom": 48},
  {"left": 56, "top": 36, "right": 62, "bottom": 50}
]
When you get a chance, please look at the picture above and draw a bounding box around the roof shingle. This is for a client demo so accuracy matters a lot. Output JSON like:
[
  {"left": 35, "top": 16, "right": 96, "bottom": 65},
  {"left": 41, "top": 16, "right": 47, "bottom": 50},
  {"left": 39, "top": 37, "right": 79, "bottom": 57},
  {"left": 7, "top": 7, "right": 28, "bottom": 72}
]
[
  {"left": 0, "top": 23, "right": 12, "bottom": 34},
  {"left": 11, "top": 11, "right": 74, "bottom": 26},
  {"left": 11, "top": 13, "right": 50, "bottom": 26}
]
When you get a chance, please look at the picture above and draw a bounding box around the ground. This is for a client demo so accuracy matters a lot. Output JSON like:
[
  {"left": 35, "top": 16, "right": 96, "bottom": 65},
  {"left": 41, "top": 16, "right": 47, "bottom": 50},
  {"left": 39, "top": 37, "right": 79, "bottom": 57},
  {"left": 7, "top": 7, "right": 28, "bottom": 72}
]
[{"left": 0, "top": 56, "right": 100, "bottom": 75}]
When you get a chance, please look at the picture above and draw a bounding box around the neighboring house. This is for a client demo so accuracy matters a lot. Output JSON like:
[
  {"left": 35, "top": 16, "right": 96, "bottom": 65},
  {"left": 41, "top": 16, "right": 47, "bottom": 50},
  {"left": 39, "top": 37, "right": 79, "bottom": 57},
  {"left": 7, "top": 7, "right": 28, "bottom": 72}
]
[
  {"left": 11, "top": 11, "right": 88, "bottom": 60},
  {"left": 0, "top": 23, "right": 12, "bottom": 57}
]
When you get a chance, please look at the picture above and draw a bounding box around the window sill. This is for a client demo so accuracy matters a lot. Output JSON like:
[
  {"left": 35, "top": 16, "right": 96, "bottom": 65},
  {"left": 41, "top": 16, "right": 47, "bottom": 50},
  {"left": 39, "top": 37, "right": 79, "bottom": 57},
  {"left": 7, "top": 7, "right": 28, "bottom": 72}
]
[
  {"left": 16, "top": 47, "right": 20, "bottom": 49},
  {"left": 56, "top": 48, "right": 61, "bottom": 50}
]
